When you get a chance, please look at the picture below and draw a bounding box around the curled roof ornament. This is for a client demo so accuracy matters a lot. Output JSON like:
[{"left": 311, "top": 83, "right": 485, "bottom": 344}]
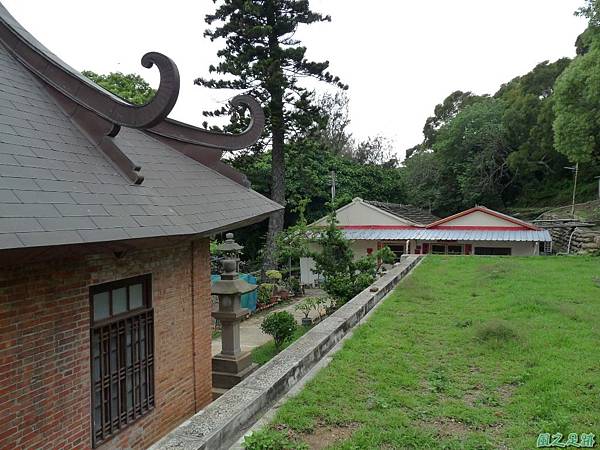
[
  {"left": 0, "top": 4, "right": 179, "bottom": 129},
  {"left": 0, "top": 2, "right": 266, "bottom": 188},
  {"left": 148, "top": 94, "right": 265, "bottom": 151}
]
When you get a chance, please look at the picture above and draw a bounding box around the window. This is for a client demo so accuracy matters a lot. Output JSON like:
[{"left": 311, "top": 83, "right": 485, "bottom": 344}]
[
  {"left": 426, "top": 244, "right": 464, "bottom": 255},
  {"left": 447, "top": 245, "right": 463, "bottom": 255},
  {"left": 431, "top": 244, "right": 446, "bottom": 255},
  {"left": 540, "top": 241, "right": 551, "bottom": 255},
  {"left": 90, "top": 275, "right": 154, "bottom": 447},
  {"left": 474, "top": 247, "right": 512, "bottom": 256}
]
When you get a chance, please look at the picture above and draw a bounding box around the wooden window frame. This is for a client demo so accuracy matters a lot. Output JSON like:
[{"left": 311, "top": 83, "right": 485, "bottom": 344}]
[{"left": 89, "top": 274, "right": 154, "bottom": 448}]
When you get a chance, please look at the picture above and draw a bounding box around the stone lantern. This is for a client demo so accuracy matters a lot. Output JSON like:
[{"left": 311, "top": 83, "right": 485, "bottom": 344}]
[{"left": 211, "top": 233, "right": 258, "bottom": 398}]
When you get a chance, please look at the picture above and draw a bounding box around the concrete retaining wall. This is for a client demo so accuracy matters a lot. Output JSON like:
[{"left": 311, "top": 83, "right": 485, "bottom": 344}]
[{"left": 150, "top": 255, "right": 423, "bottom": 450}]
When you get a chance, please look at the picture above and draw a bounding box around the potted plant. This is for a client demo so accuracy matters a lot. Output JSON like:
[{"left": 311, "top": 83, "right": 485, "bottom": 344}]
[
  {"left": 315, "top": 297, "right": 330, "bottom": 321},
  {"left": 295, "top": 297, "right": 316, "bottom": 326},
  {"left": 266, "top": 269, "right": 289, "bottom": 300},
  {"left": 258, "top": 283, "right": 276, "bottom": 308}
]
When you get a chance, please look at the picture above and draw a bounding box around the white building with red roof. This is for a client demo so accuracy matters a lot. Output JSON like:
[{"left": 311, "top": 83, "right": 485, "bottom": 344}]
[{"left": 312, "top": 197, "right": 551, "bottom": 259}]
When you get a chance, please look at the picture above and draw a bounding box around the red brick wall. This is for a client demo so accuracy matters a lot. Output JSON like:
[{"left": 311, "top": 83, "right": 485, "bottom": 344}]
[{"left": 0, "top": 238, "right": 213, "bottom": 449}]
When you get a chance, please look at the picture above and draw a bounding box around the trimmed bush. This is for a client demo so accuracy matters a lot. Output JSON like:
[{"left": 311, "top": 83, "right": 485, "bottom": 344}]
[
  {"left": 265, "top": 269, "right": 282, "bottom": 282},
  {"left": 260, "top": 311, "right": 297, "bottom": 349}
]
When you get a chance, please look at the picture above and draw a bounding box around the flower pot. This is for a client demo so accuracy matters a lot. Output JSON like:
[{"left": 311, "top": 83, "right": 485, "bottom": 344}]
[{"left": 301, "top": 317, "right": 313, "bottom": 327}]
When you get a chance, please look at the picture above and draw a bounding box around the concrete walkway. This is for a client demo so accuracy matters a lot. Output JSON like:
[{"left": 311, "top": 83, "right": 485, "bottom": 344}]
[{"left": 211, "top": 288, "right": 325, "bottom": 355}]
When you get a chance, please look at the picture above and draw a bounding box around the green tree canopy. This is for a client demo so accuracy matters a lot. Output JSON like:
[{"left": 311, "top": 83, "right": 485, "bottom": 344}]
[
  {"left": 82, "top": 71, "right": 156, "bottom": 105},
  {"left": 553, "top": 14, "right": 600, "bottom": 163},
  {"left": 498, "top": 59, "right": 570, "bottom": 188},
  {"left": 433, "top": 98, "right": 511, "bottom": 211},
  {"left": 422, "top": 90, "right": 483, "bottom": 148},
  {"left": 554, "top": 50, "right": 600, "bottom": 163}
]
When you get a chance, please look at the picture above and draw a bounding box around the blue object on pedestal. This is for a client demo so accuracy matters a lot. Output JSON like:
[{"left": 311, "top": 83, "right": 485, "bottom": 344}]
[{"left": 211, "top": 273, "right": 257, "bottom": 312}]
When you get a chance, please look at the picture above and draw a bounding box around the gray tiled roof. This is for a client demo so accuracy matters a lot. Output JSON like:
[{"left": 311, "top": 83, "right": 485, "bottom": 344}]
[
  {"left": 365, "top": 200, "right": 439, "bottom": 226},
  {"left": 0, "top": 42, "right": 281, "bottom": 250}
]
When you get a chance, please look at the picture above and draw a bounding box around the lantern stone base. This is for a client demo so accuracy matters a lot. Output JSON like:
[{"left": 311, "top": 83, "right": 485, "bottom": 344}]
[{"left": 211, "top": 351, "right": 258, "bottom": 399}]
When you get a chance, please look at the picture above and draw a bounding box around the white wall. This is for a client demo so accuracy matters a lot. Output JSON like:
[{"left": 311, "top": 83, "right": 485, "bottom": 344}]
[
  {"left": 472, "top": 241, "right": 538, "bottom": 256},
  {"left": 312, "top": 199, "right": 412, "bottom": 227},
  {"left": 349, "top": 239, "right": 379, "bottom": 258},
  {"left": 300, "top": 257, "right": 321, "bottom": 286},
  {"left": 439, "top": 210, "right": 523, "bottom": 227}
]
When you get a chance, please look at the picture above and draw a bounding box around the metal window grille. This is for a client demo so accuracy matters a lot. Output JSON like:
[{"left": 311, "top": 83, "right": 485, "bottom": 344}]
[{"left": 90, "top": 275, "right": 154, "bottom": 447}]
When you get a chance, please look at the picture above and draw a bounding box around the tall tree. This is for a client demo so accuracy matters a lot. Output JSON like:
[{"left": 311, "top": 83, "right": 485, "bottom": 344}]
[
  {"left": 498, "top": 59, "right": 570, "bottom": 187},
  {"left": 422, "top": 90, "right": 483, "bottom": 148},
  {"left": 197, "top": 0, "right": 346, "bottom": 273},
  {"left": 554, "top": 2, "right": 600, "bottom": 163}
]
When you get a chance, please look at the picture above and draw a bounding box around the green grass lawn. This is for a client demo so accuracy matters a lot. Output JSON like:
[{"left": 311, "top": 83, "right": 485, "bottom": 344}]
[{"left": 258, "top": 256, "right": 600, "bottom": 449}]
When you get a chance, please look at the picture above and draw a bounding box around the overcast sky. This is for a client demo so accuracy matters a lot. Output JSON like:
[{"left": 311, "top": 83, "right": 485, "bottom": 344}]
[{"left": 4, "top": 1, "right": 588, "bottom": 159}]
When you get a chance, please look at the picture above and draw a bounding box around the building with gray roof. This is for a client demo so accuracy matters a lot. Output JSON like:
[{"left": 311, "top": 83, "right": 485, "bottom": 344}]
[{"left": 0, "top": 3, "right": 282, "bottom": 449}]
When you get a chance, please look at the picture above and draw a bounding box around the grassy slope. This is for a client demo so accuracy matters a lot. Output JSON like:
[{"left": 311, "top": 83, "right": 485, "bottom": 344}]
[{"left": 270, "top": 256, "right": 600, "bottom": 449}]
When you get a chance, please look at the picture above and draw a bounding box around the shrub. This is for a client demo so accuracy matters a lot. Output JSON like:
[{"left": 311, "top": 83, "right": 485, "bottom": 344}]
[
  {"left": 242, "top": 428, "right": 307, "bottom": 450},
  {"left": 265, "top": 270, "right": 282, "bottom": 282},
  {"left": 258, "top": 283, "right": 275, "bottom": 306},
  {"left": 313, "top": 212, "right": 397, "bottom": 306},
  {"left": 260, "top": 311, "right": 297, "bottom": 349},
  {"left": 376, "top": 245, "right": 396, "bottom": 270},
  {"left": 286, "top": 276, "right": 300, "bottom": 294}
]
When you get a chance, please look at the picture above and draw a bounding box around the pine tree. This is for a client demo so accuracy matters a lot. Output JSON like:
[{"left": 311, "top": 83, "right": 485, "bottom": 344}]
[{"left": 196, "top": 0, "right": 346, "bottom": 273}]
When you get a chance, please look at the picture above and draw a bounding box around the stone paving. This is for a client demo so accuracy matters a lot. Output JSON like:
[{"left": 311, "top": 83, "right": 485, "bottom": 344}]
[{"left": 211, "top": 288, "right": 325, "bottom": 355}]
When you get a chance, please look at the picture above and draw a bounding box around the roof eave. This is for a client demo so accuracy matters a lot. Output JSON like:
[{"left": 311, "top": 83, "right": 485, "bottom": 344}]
[{"left": 0, "top": 207, "right": 282, "bottom": 266}]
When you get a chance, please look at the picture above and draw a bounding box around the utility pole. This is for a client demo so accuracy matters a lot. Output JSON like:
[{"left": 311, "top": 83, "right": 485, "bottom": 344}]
[
  {"left": 595, "top": 175, "right": 600, "bottom": 201},
  {"left": 330, "top": 170, "right": 336, "bottom": 204},
  {"left": 565, "top": 163, "right": 579, "bottom": 218}
]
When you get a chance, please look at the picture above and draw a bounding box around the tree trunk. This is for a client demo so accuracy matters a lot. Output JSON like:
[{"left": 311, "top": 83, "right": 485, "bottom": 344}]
[
  {"left": 262, "top": 95, "right": 286, "bottom": 275},
  {"left": 261, "top": 1, "right": 286, "bottom": 277}
]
